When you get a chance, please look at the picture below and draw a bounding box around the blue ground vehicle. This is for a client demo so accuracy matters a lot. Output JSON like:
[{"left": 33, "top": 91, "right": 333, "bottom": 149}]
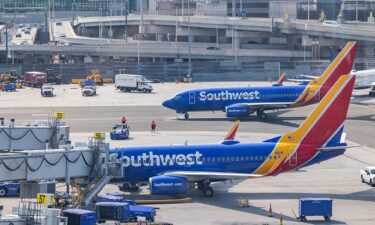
[
  {"left": 298, "top": 198, "right": 333, "bottom": 222},
  {"left": 0, "top": 182, "right": 20, "bottom": 197},
  {"left": 95, "top": 202, "right": 156, "bottom": 223},
  {"left": 2, "top": 83, "right": 16, "bottom": 92},
  {"left": 110, "top": 124, "right": 130, "bottom": 140}
]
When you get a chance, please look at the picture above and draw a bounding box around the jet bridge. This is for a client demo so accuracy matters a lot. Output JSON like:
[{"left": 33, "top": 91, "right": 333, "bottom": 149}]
[
  {"left": 0, "top": 117, "right": 70, "bottom": 152},
  {"left": 0, "top": 135, "right": 124, "bottom": 207}
]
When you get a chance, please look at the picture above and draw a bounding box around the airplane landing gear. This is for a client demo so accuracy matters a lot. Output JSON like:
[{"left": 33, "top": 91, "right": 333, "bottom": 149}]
[
  {"left": 197, "top": 180, "right": 214, "bottom": 197},
  {"left": 184, "top": 113, "right": 190, "bottom": 120},
  {"left": 257, "top": 109, "right": 267, "bottom": 119}
]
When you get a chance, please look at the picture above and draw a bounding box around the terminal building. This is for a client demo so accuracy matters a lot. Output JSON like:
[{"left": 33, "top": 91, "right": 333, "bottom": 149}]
[{"left": 1, "top": 0, "right": 375, "bottom": 81}]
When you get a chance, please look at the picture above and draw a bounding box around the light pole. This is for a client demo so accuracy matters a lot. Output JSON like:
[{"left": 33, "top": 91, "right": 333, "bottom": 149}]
[
  {"left": 307, "top": 0, "right": 310, "bottom": 21},
  {"left": 188, "top": 0, "right": 191, "bottom": 76},
  {"left": 125, "top": 0, "right": 128, "bottom": 43},
  {"left": 99, "top": 6, "right": 102, "bottom": 47}
]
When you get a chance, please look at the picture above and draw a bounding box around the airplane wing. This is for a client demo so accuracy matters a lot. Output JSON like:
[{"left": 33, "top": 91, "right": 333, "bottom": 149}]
[
  {"left": 243, "top": 102, "right": 294, "bottom": 110},
  {"left": 298, "top": 75, "right": 318, "bottom": 79},
  {"left": 162, "top": 171, "right": 263, "bottom": 181},
  {"left": 222, "top": 120, "right": 240, "bottom": 141},
  {"left": 287, "top": 78, "right": 311, "bottom": 83}
]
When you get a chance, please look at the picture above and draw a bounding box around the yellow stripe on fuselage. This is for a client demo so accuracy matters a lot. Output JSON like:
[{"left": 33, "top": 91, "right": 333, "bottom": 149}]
[
  {"left": 291, "top": 42, "right": 354, "bottom": 107},
  {"left": 254, "top": 75, "right": 350, "bottom": 175}
]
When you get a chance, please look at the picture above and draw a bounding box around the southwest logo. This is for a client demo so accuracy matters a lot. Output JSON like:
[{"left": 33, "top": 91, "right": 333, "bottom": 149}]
[{"left": 199, "top": 91, "right": 260, "bottom": 101}]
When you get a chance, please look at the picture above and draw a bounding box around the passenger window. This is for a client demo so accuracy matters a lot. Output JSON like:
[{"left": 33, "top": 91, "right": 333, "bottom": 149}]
[
  {"left": 231, "top": 157, "right": 235, "bottom": 161},
  {"left": 245, "top": 156, "right": 249, "bottom": 161},
  {"left": 226, "top": 157, "right": 230, "bottom": 162},
  {"left": 235, "top": 156, "right": 239, "bottom": 162},
  {"left": 250, "top": 156, "right": 254, "bottom": 161},
  {"left": 221, "top": 157, "right": 225, "bottom": 162},
  {"left": 255, "top": 156, "right": 258, "bottom": 161}
]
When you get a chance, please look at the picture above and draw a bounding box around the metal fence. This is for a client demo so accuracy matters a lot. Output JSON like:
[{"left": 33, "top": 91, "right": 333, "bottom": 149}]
[{"left": 0, "top": 60, "right": 331, "bottom": 83}]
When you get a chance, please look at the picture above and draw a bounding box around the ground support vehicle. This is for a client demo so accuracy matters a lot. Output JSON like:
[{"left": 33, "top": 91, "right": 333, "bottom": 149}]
[
  {"left": 2, "top": 83, "right": 16, "bottom": 92},
  {"left": 95, "top": 202, "right": 156, "bottom": 223},
  {"left": 369, "top": 82, "right": 375, "bottom": 96},
  {"left": 110, "top": 124, "right": 130, "bottom": 140},
  {"left": 41, "top": 85, "right": 54, "bottom": 97},
  {"left": 0, "top": 182, "right": 20, "bottom": 197},
  {"left": 63, "top": 209, "right": 97, "bottom": 225},
  {"left": 82, "top": 86, "right": 96, "bottom": 96},
  {"left": 360, "top": 166, "right": 375, "bottom": 186},
  {"left": 297, "top": 198, "right": 332, "bottom": 222},
  {"left": 24, "top": 71, "right": 47, "bottom": 88},
  {"left": 115, "top": 74, "right": 153, "bottom": 93}
]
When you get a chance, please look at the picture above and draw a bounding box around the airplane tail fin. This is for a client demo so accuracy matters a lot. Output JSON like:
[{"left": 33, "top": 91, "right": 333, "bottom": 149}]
[
  {"left": 223, "top": 120, "right": 240, "bottom": 141},
  {"left": 292, "top": 42, "right": 357, "bottom": 106},
  {"left": 277, "top": 72, "right": 286, "bottom": 84},
  {"left": 256, "top": 75, "right": 355, "bottom": 175}
]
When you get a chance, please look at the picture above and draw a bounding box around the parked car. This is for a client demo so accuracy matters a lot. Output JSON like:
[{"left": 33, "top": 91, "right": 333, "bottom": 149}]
[{"left": 360, "top": 166, "right": 375, "bottom": 186}]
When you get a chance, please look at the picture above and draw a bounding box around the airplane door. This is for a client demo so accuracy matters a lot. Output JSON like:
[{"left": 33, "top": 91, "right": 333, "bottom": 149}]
[
  {"left": 189, "top": 91, "right": 195, "bottom": 104},
  {"left": 288, "top": 145, "right": 298, "bottom": 167}
]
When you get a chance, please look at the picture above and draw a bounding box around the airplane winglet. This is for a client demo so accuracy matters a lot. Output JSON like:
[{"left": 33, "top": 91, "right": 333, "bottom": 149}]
[
  {"left": 224, "top": 120, "right": 240, "bottom": 141},
  {"left": 277, "top": 72, "right": 286, "bottom": 84}
]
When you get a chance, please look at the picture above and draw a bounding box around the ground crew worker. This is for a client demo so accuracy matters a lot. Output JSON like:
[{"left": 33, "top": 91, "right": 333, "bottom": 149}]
[
  {"left": 151, "top": 120, "right": 156, "bottom": 133},
  {"left": 121, "top": 116, "right": 126, "bottom": 124}
]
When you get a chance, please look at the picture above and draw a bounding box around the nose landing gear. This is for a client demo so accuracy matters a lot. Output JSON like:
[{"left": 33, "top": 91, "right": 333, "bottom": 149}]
[{"left": 184, "top": 113, "right": 190, "bottom": 120}]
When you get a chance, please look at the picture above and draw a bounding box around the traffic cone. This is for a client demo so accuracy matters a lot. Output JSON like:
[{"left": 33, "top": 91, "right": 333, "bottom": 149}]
[
  {"left": 268, "top": 203, "right": 273, "bottom": 217},
  {"left": 280, "top": 211, "right": 283, "bottom": 225}
]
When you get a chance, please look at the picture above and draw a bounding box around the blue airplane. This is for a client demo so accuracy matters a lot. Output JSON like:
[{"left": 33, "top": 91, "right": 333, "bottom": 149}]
[
  {"left": 162, "top": 42, "right": 357, "bottom": 119},
  {"left": 111, "top": 74, "right": 356, "bottom": 197}
]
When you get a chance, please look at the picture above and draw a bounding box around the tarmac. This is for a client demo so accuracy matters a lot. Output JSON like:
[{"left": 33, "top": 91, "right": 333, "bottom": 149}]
[{"left": 0, "top": 82, "right": 375, "bottom": 225}]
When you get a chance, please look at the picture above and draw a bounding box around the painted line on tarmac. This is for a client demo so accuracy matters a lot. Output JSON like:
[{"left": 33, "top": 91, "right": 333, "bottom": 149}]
[{"left": 352, "top": 103, "right": 375, "bottom": 112}]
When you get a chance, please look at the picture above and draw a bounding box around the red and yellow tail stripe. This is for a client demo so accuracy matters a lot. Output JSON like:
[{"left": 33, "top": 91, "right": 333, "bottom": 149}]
[
  {"left": 224, "top": 120, "right": 240, "bottom": 141},
  {"left": 292, "top": 42, "right": 357, "bottom": 107},
  {"left": 277, "top": 73, "right": 286, "bottom": 84},
  {"left": 255, "top": 75, "right": 355, "bottom": 176}
]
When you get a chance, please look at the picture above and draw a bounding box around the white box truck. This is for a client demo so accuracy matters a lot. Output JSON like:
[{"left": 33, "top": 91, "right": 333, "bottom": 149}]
[{"left": 115, "top": 74, "right": 153, "bottom": 93}]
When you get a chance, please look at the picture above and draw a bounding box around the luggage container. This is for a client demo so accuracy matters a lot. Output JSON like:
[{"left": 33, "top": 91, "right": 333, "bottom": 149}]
[
  {"left": 298, "top": 198, "right": 332, "bottom": 222},
  {"left": 95, "top": 202, "right": 131, "bottom": 223},
  {"left": 129, "top": 205, "right": 156, "bottom": 222},
  {"left": 62, "top": 209, "right": 97, "bottom": 225}
]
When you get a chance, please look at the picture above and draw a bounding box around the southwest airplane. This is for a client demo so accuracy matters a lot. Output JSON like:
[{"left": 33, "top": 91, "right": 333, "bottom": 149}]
[
  {"left": 162, "top": 42, "right": 357, "bottom": 119},
  {"left": 112, "top": 74, "right": 355, "bottom": 197}
]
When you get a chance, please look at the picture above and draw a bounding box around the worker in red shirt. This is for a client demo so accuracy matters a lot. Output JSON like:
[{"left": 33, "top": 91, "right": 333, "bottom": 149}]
[
  {"left": 151, "top": 120, "right": 156, "bottom": 133},
  {"left": 121, "top": 116, "right": 126, "bottom": 124}
]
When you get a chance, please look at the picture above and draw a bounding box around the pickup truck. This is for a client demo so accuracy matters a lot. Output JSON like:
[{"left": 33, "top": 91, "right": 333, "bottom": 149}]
[
  {"left": 360, "top": 167, "right": 375, "bottom": 186},
  {"left": 41, "top": 84, "right": 54, "bottom": 97},
  {"left": 82, "top": 86, "right": 96, "bottom": 96}
]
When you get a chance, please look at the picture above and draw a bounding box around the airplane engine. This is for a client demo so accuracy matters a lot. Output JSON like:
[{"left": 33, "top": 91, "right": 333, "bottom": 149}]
[
  {"left": 226, "top": 104, "right": 251, "bottom": 118},
  {"left": 149, "top": 176, "right": 189, "bottom": 195}
]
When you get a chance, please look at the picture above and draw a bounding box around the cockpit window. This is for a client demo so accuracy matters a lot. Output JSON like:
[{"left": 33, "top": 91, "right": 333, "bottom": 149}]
[{"left": 174, "top": 95, "right": 181, "bottom": 100}]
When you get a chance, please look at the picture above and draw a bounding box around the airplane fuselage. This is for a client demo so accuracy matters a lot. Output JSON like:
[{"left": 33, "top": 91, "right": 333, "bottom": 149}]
[
  {"left": 162, "top": 84, "right": 313, "bottom": 114},
  {"left": 110, "top": 141, "right": 344, "bottom": 183}
]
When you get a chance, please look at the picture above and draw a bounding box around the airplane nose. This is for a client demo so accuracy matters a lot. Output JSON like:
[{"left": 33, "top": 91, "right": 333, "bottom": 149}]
[{"left": 162, "top": 99, "right": 173, "bottom": 109}]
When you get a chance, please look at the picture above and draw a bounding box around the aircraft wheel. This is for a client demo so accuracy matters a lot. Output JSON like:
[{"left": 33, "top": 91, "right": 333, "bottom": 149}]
[
  {"left": 260, "top": 113, "right": 267, "bottom": 119},
  {"left": 184, "top": 113, "right": 189, "bottom": 120},
  {"left": 203, "top": 186, "right": 214, "bottom": 198},
  {"left": 361, "top": 175, "right": 365, "bottom": 183}
]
